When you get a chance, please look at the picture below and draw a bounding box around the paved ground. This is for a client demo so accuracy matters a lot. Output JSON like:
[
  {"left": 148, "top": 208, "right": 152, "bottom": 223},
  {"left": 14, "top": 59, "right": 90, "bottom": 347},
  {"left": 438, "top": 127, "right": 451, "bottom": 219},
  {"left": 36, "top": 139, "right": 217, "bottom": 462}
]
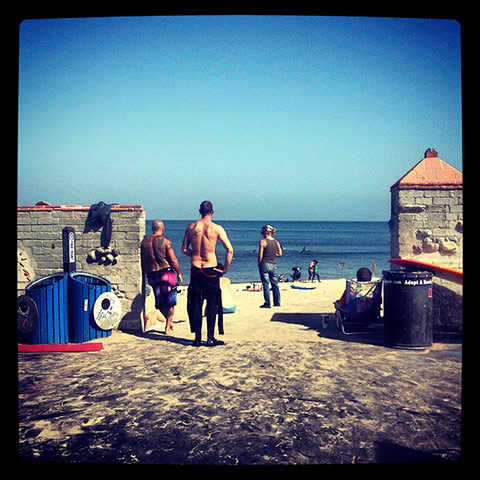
[{"left": 17, "top": 286, "right": 462, "bottom": 465}]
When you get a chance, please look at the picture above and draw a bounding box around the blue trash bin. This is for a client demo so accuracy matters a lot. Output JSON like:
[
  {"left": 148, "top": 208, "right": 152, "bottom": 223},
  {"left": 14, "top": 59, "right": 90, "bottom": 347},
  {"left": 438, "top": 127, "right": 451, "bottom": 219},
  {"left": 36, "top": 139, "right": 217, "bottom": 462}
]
[
  {"left": 21, "top": 272, "right": 69, "bottom": 344},
  {"left": 68, "top": 272, "right": 112, "bottom": 342}
]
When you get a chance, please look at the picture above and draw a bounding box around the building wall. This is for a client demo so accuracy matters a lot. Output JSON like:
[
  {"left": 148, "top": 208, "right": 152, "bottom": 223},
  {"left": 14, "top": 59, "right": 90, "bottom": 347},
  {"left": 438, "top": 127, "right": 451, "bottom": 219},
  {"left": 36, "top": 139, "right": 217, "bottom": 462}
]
[
  {"left": 17, "top": 204, "right": 145, "bottom": 330},
  {"left": 389, "top": 187, "right": 463, "bottom": 270},
  {"left": 389, "top": 185, "right": 463, "bottom": 334}
]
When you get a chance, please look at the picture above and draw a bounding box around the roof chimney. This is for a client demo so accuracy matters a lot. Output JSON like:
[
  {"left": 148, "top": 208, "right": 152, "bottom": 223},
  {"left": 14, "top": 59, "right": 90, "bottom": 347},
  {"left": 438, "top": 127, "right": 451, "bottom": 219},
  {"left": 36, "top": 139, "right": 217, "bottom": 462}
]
[{"left": 391, "top": 148, "right": 462, "bottom": 190}]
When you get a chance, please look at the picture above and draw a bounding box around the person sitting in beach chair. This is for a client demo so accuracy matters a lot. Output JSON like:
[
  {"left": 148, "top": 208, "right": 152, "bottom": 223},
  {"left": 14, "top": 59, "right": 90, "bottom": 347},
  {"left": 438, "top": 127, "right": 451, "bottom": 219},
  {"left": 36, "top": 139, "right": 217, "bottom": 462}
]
[{"left": 334, "top": 267, "right": 383, "bottom": 335}]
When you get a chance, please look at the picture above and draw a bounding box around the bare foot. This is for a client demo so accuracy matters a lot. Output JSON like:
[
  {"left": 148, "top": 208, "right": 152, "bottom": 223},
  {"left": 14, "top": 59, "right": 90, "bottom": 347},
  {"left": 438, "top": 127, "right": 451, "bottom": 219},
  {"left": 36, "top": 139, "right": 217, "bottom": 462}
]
[{"left": 144, "top": 313, "right": 153, "bottom": 332}]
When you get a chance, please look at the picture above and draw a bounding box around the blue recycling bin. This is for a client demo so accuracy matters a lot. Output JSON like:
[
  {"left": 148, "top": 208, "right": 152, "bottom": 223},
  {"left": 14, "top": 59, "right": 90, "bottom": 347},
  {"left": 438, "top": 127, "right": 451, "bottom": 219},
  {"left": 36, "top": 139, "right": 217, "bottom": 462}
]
[
  {"left": 68, "top": 272, "right": 112, "bottom": 342},
  {"left": 20, "top": 272, "right": 69, "bottom": 344}
]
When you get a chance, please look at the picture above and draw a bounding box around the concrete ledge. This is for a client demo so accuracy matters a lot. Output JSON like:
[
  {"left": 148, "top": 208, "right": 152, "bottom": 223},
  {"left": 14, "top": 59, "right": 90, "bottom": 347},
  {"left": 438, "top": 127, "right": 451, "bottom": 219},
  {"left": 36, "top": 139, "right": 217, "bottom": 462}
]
[{"left": 18, "top": 204, "right": 144, "bottom": 212}]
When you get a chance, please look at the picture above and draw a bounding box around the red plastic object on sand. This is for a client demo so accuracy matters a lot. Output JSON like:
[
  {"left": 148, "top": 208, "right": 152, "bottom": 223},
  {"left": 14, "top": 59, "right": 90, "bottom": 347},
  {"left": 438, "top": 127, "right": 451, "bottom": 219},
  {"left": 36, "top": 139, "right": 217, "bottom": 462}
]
[{"left": 18, "top": 343, "right": 103, "bottom": 353}]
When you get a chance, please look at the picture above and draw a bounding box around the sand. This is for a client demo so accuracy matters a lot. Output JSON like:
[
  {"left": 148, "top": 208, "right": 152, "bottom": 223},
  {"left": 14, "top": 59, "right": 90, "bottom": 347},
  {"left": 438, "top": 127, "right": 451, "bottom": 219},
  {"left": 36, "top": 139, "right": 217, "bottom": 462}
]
[
  {"left": 140, "top": 278, "right": 347, "bottom": 342},
  {"left": 17, "top": 278, "right": 462, "bottom": 464}
]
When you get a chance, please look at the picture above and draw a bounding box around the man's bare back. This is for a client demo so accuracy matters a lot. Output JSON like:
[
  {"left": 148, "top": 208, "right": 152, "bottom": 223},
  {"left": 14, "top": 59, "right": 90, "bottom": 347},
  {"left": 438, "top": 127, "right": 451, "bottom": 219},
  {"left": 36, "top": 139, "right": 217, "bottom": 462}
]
[{"left": 182, "top": 208, "right": 233, "bottom": 273}]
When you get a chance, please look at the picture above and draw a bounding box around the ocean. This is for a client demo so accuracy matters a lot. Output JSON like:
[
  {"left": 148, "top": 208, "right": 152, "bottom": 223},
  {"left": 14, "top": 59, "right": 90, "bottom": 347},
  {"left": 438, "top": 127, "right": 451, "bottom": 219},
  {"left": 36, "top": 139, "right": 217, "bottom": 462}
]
[{"left": 146, "top": 220, "right": 391, "bottom": 284}]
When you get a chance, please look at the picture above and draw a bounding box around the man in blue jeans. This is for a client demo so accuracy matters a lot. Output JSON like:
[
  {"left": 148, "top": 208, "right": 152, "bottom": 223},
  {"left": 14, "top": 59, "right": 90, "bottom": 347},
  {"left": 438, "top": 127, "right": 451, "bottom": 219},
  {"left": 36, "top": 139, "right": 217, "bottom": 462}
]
[{"left": 258, "top": 224, "right": 282, "bottom": 308}]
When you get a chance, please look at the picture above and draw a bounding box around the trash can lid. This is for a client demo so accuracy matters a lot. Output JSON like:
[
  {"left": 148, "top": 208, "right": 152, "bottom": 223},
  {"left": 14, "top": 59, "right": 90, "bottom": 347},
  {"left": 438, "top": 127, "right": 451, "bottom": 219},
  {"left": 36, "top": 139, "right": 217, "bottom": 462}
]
[
  {"left": 383, "top": 269, "right": 433, "bottom": 279},
  {"left": 69, "top": 271, "right": 111, "bottom": 286},
  {"left": 26, "top": 271, "right": 67, "bottom": 290},
  {"left": 383, "top": 269, "right": 433, "bottom": 286}
]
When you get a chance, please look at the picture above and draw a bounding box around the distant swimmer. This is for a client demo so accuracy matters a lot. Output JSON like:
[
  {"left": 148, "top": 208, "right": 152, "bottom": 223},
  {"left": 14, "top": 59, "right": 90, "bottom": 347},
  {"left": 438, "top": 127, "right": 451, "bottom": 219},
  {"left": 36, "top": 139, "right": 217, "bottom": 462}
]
[{"left": 300, "top": 247, "right": 311, "bottom": 254}]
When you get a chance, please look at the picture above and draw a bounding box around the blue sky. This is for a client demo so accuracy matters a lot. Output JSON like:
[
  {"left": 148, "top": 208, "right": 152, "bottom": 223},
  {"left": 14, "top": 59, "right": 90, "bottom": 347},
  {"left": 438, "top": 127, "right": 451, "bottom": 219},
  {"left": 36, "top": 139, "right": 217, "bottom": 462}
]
[{"left": 17, "top": 15, "right": 462, "bottom": 221}]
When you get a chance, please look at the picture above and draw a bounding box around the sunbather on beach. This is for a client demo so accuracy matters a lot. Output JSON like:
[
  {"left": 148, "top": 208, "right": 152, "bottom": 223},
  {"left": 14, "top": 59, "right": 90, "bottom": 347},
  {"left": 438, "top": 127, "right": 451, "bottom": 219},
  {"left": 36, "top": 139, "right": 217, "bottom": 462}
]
[
  {"left": 141, "top": 220, "right": 183, "bottom": 334},
  {"left": 182, "top": 201, "right": 234, "bottom": 347},
  {"left": 335, "top": 267, "right": 372, "bottom": 309}
]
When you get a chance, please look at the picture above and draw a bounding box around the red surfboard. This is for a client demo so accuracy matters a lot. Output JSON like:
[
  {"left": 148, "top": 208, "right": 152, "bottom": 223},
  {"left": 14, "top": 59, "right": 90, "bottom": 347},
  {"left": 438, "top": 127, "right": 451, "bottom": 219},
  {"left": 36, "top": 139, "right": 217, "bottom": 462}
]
[{"left": 388, "top": 259, "right": 462, "bottom": 285}]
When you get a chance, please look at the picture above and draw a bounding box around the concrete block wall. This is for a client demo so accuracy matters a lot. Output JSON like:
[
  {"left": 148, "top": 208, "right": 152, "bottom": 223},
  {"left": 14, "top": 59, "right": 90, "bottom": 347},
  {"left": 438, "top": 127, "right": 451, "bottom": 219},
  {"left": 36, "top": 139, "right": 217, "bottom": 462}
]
[
  {"left": 17, "top": 203, "right": 145, "bottom": 330},
  {"left": 389, "top": 188, "right": 463, "bottom": 269}
]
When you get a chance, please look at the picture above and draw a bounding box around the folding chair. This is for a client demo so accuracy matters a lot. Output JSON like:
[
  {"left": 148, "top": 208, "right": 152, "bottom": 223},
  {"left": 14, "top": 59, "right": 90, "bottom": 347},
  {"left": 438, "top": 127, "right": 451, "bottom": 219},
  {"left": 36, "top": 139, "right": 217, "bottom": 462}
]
[{"left": 335, "top": 279, "right": 383, "bottom": 335}]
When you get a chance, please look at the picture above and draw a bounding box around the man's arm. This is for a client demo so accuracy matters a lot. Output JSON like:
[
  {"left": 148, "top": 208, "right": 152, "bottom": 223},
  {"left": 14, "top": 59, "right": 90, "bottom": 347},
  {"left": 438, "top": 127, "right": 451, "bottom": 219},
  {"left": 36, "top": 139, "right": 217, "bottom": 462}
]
[
  {"left": 181, "top": 226, "right": 192, "bottom": 257},
  {"left": 218, "top": 227, "right": 234, "bottom": 274},
  {"left": 140, "top": 241, "right": 148, "bottom": 275},
  {"left": 166, "top": 243, "right": 183, "bottom": 285}
]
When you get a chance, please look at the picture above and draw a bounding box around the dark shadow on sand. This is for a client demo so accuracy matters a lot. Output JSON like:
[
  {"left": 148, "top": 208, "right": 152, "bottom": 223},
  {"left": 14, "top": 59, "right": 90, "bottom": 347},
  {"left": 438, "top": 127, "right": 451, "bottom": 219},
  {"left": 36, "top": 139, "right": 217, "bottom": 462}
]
[
  {"left": 271, "top": 312, "right": 386, "bottom": 346},
  {"left": 374, "top": 440, "right": 449, "bottom": 462},
  {"left": 120, "top": 321, "right": 193, "bottom": 346},
  {"left": 271, "top": 312, "right": 462, "bottom": 347}
]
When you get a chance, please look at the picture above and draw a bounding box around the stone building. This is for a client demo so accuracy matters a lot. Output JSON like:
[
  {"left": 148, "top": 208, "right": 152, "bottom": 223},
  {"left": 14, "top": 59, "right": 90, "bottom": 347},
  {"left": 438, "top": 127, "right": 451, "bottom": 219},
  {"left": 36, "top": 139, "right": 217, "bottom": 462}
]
[
  {"left": 389, "top": 148, "right": 463, "bottom": 270},
  {"left": 389, "top": 148, "right": 463, "bottom": 334},
  {"left": 17, "top": 203, "right": 145, "bottom": 330}
]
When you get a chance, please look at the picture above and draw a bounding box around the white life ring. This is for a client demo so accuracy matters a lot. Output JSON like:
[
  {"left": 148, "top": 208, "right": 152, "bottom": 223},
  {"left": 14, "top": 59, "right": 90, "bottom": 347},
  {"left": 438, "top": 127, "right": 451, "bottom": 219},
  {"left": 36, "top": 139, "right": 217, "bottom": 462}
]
[{"left": 93, "top": 292, "right": 122, "bottom": 330}]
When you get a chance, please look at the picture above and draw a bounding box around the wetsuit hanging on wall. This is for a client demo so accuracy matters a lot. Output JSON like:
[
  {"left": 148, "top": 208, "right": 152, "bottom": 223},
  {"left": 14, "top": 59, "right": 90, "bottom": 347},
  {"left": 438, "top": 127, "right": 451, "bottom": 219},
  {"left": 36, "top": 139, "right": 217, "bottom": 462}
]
[{"left": 84, "top": 202, "right": 113, "bottom": 247}]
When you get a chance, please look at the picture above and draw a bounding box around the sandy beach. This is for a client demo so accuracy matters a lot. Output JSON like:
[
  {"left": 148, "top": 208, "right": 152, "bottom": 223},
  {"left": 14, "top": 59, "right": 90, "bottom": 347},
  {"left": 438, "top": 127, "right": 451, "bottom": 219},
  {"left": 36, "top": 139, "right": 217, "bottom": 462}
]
[
  {"left": 18, "top": 278, "right": 462, "bottom": 464},
  {"left": 169, "top": 278, "right": 348, "bottom": 343}
]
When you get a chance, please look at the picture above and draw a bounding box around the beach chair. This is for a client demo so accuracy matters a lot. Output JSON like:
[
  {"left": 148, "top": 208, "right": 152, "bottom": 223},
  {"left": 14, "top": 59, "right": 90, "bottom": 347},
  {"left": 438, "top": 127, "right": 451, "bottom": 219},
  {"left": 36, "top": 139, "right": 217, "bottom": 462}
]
[{"left": 335, "top": 279, "right": 383, "bottom": 335}]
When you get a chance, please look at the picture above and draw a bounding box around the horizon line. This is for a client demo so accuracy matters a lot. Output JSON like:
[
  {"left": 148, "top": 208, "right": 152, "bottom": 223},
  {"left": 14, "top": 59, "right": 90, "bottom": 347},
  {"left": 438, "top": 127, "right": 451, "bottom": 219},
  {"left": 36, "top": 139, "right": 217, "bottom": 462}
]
[{"left": 146, "top": 218, "right": 389, "bottom": 222}]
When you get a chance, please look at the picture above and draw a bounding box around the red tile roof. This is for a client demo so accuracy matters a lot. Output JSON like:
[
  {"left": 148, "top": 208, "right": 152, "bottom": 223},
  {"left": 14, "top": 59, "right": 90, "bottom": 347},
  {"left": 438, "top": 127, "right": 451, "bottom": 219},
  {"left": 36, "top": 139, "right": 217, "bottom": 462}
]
[{"left": 392, "top": 149, "right": 462, "bottom": 190}]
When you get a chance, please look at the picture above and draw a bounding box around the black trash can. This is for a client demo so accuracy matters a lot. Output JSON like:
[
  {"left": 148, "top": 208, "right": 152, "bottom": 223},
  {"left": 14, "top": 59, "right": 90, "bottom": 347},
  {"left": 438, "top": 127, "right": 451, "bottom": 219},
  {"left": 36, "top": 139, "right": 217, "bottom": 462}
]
[
  {"left": 383, "top": 270, "right": 433, "bottom": 349},
  {"left": 68, "top": 272, "right": 112, "bottom": 343},
  {"left": 19, "top": 272, "right": 69, "bottom": 344}
]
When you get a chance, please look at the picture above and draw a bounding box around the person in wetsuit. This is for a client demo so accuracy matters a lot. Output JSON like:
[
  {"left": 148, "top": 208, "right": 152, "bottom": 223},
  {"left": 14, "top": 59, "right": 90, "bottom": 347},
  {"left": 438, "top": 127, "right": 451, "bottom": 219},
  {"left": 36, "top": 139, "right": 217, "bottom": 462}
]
[
  {"left": 182, "top": 201, "right": 234, "bottom": 346},
  {"left": 141, "top": 220, "right": 183, "bottom": 334}
]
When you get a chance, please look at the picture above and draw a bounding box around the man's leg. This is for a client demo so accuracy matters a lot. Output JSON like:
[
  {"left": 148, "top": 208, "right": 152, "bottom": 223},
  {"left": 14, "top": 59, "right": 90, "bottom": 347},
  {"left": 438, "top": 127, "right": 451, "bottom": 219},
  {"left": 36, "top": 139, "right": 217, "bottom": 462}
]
[
  {"left": 158, "top": 269, "right": 177, "bottom": 334},
  {"left": 187, "top": 269, "right": 203, "bottom": 346},
  {"left": 259, "top": 264, "right": 271, "bottom": 307},
  {"left": 203, "top": 271, "right": 223, "bottom": 346},
  {"left": 161, "top": 306, "right": 175, "bottom": 334}
]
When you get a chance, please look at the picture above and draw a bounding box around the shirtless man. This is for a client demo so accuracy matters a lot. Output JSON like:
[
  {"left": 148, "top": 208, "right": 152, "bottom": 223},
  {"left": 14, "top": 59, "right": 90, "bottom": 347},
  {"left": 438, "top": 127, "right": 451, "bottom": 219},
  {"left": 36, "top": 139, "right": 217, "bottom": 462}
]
[
  {"left": 141, "top": 220, "right": 183, "bottom": 334},
  {"left": 182, "top": 201, "right": 234, "bottom": 346}
]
